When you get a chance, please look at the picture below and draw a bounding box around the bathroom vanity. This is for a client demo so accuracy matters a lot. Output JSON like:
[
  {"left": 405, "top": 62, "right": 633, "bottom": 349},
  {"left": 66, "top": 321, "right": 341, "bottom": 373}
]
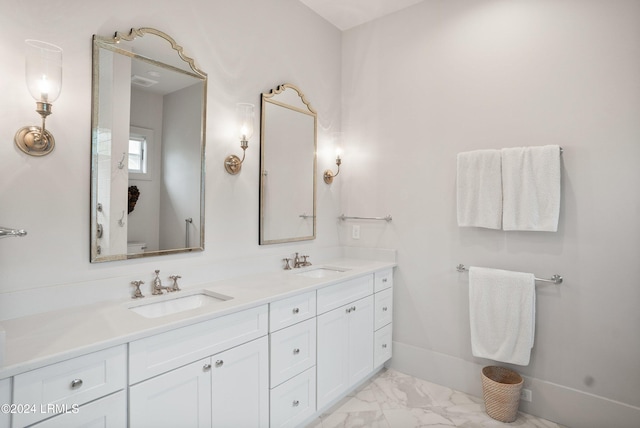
[{"left": 0, "top": 260, "right": 394, "bottom": 427}]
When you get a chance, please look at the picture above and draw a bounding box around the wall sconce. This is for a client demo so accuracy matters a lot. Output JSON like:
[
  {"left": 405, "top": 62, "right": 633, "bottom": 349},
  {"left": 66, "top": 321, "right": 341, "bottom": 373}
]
[
  {"left": 323, "top": 149, "right": 342, "bottom": 184},
  {"left": 15, "top": 40, "right": 63, "bottom": 157},
  {"left": 224, "top": 103, "right": 255, "bottom": 175}
]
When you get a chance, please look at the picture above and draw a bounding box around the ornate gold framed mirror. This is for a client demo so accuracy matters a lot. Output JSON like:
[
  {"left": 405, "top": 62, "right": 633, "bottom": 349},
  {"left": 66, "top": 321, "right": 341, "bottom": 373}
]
[
  {"left": 259, "top": 84, "right": 317, "bottom": 245},
  {"left": 90, "top": 28, "right": 207, "bottom": 262}
]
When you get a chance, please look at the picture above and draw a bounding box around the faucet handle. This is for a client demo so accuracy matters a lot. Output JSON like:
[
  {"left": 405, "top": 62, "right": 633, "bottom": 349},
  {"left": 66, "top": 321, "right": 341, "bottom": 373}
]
[
  {"left": 169, "top": 275, "right": 182, "bottom": 291},
  {"left": 131, "top": 280, "right": 145, "bottom": 299},
  {"left": 283, "top": 258, "right": 292, "bottom": 270}
]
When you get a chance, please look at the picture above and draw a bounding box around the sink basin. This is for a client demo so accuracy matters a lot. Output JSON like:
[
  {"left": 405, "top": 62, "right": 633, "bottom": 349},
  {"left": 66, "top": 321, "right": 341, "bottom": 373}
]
[
  {"left": 295, "top": 267, "right": 348, "bottom": 278},
  {"left": 128, "top": 290, "right": 233, "bottom": 318}
]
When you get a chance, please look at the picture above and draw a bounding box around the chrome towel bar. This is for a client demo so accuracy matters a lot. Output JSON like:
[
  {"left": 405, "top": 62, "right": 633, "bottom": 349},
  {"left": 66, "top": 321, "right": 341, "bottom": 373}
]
[
  {"left": 338, "top": 214, "right": 392, "bottom": 222},
  {"left": 456, "top": 264, "right": 563, "bottom": 285}
]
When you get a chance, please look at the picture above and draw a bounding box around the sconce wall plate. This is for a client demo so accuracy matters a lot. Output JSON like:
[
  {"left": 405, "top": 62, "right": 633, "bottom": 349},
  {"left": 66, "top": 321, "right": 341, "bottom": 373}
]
[
  {"left": 224, "top": 154, "right": 243, "bottom": 175},
  {"left": 15, "top": 125, "right": 55, "bottom": 156}
]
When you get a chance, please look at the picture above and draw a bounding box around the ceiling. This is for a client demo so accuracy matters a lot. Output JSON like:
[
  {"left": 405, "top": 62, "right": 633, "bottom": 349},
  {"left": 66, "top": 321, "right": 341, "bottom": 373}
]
[{"left": 299, "top": 0, "right": 425, "bottom": 31}]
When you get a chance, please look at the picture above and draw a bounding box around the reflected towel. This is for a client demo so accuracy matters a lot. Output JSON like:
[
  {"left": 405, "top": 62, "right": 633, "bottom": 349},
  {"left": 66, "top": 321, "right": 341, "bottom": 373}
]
[
  {"left": 469, "top": 267, "right": 535, "bottom": 366},
  {"left": 501, "top": 145, "right": 561, "bottom": 231},
  {"left": 456, "top": 150, "right": 502, "bottom": 229}
]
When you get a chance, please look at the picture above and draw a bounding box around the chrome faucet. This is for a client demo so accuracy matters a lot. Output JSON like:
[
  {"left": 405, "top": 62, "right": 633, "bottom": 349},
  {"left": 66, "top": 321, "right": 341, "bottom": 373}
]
[
  {"left": 292, "top": 253, "right": 312, "bottom": 268},
  {"left": 152, "top": 270, "right": 172, "bottom": 295}
]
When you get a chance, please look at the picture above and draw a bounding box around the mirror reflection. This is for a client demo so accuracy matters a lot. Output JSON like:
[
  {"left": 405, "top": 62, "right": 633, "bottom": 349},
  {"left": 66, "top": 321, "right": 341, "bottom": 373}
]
[
  {"left": 91, "top": 28, "right": 207, "bottom": 262},
  {"left": 260, "top": 84, "right": 317, "bottom": 245}
]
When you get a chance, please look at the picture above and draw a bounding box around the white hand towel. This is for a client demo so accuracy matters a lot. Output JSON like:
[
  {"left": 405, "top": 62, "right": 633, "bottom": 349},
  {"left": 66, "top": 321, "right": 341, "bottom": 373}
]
[
  {"left": 501, "top": 145, "right": 561, "bottom": 231},
  {"left": 469, "top": 267, "right": 535, "bottom": 366},
  {"left": 456, "top": 150, "right": 502, "bottom": 229}
]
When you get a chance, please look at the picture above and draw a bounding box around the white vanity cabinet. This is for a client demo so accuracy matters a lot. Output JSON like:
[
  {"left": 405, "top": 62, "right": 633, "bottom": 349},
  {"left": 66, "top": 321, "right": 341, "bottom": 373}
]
[
  {"left": 12, "top": 345, "right": 127, "bottom": 428},
  {"left": 316, "top": 274, "right": 375, "bottom": 410},
  {"left": 269, "top": 291, "right": 317, "bottom": 428},
  {"left": 128, "top": 305, "right": 269, "bottom": 428},
  {"left": 374, "top": 269, "right": 394, "bottom": 369}
]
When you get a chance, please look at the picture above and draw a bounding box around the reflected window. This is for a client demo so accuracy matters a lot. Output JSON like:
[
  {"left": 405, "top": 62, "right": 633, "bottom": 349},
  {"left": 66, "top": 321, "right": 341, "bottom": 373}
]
[{"left": 129, "top": 136, "right": 147, "bottom": 174}]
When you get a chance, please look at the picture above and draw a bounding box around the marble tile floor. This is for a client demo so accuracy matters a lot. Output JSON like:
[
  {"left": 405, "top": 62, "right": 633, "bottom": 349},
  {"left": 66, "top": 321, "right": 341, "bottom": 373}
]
[{"left": 307, "top": 368, "right": 566, "bottom": 428}]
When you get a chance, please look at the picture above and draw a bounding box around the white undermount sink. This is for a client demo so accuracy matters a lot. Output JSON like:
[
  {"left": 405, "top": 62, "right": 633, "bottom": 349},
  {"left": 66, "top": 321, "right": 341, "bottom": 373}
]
[
  {"left": 295, "top": 266, "right": 349, "bottom": 278},
  {"left": 127, "top": 290, "right": 233, "bottom": 318}
]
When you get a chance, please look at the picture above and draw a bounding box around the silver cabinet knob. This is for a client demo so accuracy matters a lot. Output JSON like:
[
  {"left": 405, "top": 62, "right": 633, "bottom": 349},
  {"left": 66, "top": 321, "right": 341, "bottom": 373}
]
[
  {"left": 292, "top": 307, "right": 300, "bottom": 314},
  {"left": 203, "top": 363, "right": 212, "bottom": 371},
  {"left": 382, "top": 278, "right": 388, "bottom": 283},
  {"left": 70, "top": 379, "right": 83, "bottom": 389},
  {"left": 382, "top": 306, "right": 388, "bottom": 312},
  {"left": 293, "top": 348, "right": 300, "bottom": 355},
  {"left": 346, "top": 307, "right": 352, "bottom": 313},
  {"left": 292, "top": 400, "right": 300, "bottom": 407},
  {"left": 215, "top": 360, "right": 224, "bottom": 367},
  {"left": 382, "top": 344, "right": 388, "bottom": 349},
  {"left": 351, "top": 306, "right": 356, "bottom": 312}
]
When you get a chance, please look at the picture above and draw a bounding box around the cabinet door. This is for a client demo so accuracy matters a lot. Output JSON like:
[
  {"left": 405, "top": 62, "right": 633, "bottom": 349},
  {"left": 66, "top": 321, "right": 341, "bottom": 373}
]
[
  {"left": 30, "top": 391, "right": 126, "bottom": 428},
  {"left": 129, "top": 358, "right": 212, "bottom": 428},
  {"left": 211, "top": 336, "right": 269, "bottom": 428},
  {"left": 347, "top": 295, "right": 374, "bottom": 386},
  {"left": 0, "top": 377, "right": 10, "bottom": 428},
  {"left": 316, "top": 304, "right": 349, "bottom": 410}
]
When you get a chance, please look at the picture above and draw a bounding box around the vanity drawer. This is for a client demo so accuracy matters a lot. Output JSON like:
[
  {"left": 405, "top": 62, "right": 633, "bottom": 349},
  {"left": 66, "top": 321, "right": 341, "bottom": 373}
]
[
  {"left": 270, "top": 367, "right": 316, "bottom": 428},
  {"left": 29, "top": 390, "right": 126, "bottom": 428},
  {"left": 129, "top": 305, "right": 268, "bottom": 384},
  {"left": 13, "top": 345, "right": 126, "bottom": 427},
  {"left": 374, "top": 287, "right": 393, "bottom": 331},
  {"left": 374, "top": 269, "right": 393, "bottom": 293},
  {"left": 374, "top": 323, "right": 393, "bottom": 368},
  {"left": 316, "top": 274, "right": 373, "bottom": 315},
  {"left": 269, "top": 291, "right": 316, "bottom": 332},
  {"left": 270, "top": 318, "right": 316, "bottom": 387}
]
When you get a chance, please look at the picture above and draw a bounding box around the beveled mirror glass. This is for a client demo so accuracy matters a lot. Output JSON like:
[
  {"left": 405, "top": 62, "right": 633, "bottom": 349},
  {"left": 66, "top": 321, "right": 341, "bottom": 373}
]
[
  {"left": 90, "top": 28, "right": 207, "bottom": 262},
  {"left": 259, "top": 84, "right": 317, "bottom": 245}
]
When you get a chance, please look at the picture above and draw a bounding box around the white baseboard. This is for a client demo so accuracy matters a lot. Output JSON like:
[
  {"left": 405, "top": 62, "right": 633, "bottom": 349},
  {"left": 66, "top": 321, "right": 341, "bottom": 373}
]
[{"left": 390, "top": 341, "right": 640, "bottom": 428}]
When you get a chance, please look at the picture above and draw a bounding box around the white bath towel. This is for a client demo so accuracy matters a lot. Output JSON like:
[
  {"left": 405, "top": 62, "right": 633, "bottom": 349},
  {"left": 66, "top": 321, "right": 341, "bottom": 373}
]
[
  {"left": 456, "top": 150, "right": 502, "bottom": 229},
  {"left": 469, "top": 267, "right": 535, "bottom": 366},
  {"left": 501, "top": 145, "right": 561, "bottom": 231}
]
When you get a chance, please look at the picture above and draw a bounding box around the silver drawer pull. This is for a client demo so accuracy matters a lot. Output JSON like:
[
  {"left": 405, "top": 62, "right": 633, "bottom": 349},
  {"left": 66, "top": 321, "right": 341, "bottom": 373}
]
[
  {"left": 292, "top": 307, "right": 300, "bottom": 314},
  {"left": 292, "top": 400, "right": 300, "bottom": 407},
  {"left": 293, "top": 348, "right": 300, "bottom": 355},
  {"left": 203, "top": 363, "right": 212, "bottom": 371},
  {"left": 382, "top": 306, "right": 388, "bottom": 311},
  {"left": 215, "top": 360, "right": 224, "bottom": 367},
  {"left": 70, "top": 379, "right": 83, "bottom": 389}
]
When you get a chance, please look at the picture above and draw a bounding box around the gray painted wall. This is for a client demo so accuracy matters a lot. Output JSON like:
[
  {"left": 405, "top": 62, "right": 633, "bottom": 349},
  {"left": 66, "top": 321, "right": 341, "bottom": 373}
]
[{"left": 340, "top": 0, "right": 640, "bottom": 426}]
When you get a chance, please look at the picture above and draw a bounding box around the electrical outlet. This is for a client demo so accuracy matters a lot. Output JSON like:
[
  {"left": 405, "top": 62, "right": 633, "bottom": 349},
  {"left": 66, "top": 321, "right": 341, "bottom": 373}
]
[
  {"left": 352, "top": 225, "right": 360, "bottom": 240},
  {"left": 520, "top": 388, "right": 532, "bottom": 402}
]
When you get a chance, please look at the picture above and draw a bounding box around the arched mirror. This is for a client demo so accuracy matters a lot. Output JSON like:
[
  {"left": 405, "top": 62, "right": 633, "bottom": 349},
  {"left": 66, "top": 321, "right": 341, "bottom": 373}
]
[
  {"left": 259, "top": 84, "right": 317, "bottom": 245},
  {"left": 90, "top": 28, "right": 207, "bottom": 262}
]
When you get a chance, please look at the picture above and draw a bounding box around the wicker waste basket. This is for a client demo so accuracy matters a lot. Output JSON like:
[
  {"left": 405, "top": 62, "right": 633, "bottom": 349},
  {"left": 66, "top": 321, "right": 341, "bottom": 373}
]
[{"left": 481, "top": 366, "right": 524, "bottom": 423}]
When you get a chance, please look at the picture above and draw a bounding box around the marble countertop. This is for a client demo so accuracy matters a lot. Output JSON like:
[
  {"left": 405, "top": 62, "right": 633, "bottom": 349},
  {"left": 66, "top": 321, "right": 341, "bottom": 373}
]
[{"left": 0, "top": 258, "right": 395, "bottom": 379}]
